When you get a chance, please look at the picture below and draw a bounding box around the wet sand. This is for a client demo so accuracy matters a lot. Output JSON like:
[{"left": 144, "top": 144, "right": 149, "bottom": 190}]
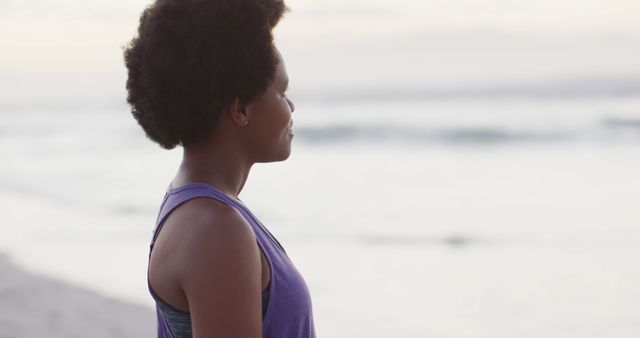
[{"left": 0, "top": 253, "right": 155, "bottom": 338}]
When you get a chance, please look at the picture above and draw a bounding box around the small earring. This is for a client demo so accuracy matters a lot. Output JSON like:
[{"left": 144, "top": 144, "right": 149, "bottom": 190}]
[{"left": 242, "top": 120, "right": 249, "bottom": 127}]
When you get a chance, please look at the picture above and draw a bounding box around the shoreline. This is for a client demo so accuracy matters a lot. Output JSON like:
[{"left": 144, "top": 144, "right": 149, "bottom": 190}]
[{"left": 0, "top": 253, "right": 155, "bottom": 338}]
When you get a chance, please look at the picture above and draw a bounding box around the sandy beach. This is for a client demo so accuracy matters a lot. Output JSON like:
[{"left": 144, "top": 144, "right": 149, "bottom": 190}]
[{"left": 0, "top": 253, "right": 155, "bottom": 338}]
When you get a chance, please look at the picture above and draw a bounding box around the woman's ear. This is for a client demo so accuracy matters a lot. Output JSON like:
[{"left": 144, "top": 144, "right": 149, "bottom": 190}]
[{"left": 228, "top": 98, "right": 250, "bottom": 127}]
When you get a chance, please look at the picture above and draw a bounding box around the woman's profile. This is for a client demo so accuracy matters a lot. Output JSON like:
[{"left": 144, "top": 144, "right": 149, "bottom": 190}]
[{"left": 123, "top": 0, "right": 315, "bottom": 337}]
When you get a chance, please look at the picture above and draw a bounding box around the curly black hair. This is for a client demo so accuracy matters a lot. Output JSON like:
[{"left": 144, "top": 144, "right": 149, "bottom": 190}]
[{"left": 123, "top": 0, "right": 288, "bottom": 149}]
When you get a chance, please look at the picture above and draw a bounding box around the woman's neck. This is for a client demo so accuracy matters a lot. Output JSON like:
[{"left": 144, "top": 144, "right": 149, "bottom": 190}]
[{"left": 173, "top": 141, "right": 252, "bottom": 199}]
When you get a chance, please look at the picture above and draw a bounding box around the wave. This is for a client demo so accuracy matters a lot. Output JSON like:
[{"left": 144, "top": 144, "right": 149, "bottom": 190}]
[
  {"left": 0, "top": 181, "right": 154, "bottom": 216},
  {"left": 294, "top": 120, "right": 640, "bottom": 145},
  {"left": 357, "top": 234, "right": 479, "bottom": 248},
  {"left": 294, "top": 125, "right": 574, "bottom": 144},
  {"left": 291, "top": 233, "right": 489, "bottom": 248},
  {"left": 601, "top": 118, "right": 640, "bottom": 129}
]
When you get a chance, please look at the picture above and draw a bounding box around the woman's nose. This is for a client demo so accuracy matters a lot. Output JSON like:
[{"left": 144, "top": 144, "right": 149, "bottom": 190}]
[{"left": 287, "top": 98, "right": 295, "bottom": 113}]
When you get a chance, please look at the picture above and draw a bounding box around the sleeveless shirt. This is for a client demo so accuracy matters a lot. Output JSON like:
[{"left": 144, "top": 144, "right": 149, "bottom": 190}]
[{"left": 148, "top": 183, "right": 316, "bottom": 338}]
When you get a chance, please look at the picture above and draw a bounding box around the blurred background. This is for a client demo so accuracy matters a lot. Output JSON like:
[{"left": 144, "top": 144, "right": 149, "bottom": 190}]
[{"left": 1, "top": 0, "right": 639, "bottom": 337}]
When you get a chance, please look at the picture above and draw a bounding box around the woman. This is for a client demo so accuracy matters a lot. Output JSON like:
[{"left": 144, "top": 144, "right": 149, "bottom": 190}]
[{"left": 123, "top": 0, "right": 316, "bottom": 337}]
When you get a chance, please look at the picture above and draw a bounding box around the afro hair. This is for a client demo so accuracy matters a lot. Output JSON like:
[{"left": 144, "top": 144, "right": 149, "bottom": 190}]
[{"left": 123, "top": 0, "right": 288, "bottom": 149}]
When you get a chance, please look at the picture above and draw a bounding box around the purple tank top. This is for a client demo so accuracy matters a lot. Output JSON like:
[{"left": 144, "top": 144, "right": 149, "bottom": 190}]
[{"left": 149, "top": 183, "right": 316, "bottom": 338}]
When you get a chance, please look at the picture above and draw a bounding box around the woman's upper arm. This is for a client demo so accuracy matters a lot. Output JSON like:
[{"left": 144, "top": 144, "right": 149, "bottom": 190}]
[{"left": 177, "top": 200, "right": 263, "bottom": 338}]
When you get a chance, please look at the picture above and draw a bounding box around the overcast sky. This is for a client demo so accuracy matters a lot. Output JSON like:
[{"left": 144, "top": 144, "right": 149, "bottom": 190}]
[{"left": 1, "top": 0, "right": 638, "bottom": 106}]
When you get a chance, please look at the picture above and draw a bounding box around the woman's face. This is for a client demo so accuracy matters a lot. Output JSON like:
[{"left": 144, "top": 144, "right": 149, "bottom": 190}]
[{"left": 243, "top": 50, "right": 296, "bottom": 162}]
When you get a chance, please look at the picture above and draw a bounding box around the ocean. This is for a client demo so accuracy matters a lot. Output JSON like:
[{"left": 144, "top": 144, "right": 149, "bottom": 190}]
[
  {"left": 1, "top": 93, "right": 639, "bottom": 337},
  {"left": 2, "top": 0, "right": 640, "bottom": 335}
]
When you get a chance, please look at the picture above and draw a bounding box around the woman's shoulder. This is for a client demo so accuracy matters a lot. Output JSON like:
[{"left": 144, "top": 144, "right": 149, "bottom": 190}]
[
  {"left": 154, "top": 196, "right": 262, "bottom": 292},
  {"left": 165, "top": 197, "right": 256, "bottom": 254},
  {"left": 149, "top": 196, "right": 263, "bottom": 332}
]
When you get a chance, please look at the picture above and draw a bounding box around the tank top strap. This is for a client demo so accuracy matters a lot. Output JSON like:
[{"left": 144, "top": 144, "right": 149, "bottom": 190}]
[
  {"left": 150, "top": 182, "right": 287, "bottom": 256},
  {"left": 150, "top": 183, "right": 239, "bottom": 250}
]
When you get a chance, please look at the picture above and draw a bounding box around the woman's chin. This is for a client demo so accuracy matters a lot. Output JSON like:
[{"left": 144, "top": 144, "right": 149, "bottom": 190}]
[{"left": 256, "top": 145, "right": 292, "bottom": 163}]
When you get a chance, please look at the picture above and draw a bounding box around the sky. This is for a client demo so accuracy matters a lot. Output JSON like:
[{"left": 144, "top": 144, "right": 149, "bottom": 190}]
[{"left": 0, "top": 0, "right": 638, "bottom": 106}]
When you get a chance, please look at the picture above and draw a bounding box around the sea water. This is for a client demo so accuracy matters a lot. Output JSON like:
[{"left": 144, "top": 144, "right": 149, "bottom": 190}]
[{"left": 1, "top": 95, "right": 640, "bottom": 337}]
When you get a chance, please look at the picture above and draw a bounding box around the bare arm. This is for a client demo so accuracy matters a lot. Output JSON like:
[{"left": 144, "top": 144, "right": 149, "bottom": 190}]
[{"left": 177, "top": 200, "right": 263, "bottom": 338}]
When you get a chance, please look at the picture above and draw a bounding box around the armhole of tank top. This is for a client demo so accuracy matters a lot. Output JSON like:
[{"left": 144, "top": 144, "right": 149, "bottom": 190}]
[
  {"left": 149, "top": 189, "right": 275, "bottom": 318},
  {"left": 156, "top": 305, "right": 179, "bottom": 338},
  {"left": 148, "top": 192, "right": 228, "bottom": 315},
  {"left": 255, "top": 234, "right": 275, "bottom": 322},
  {"left": 200, "top": 194, "right": 277, "bottom": 320},
  {"left": 237, "top": 206, "right": 277, "bottom": 323}
]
